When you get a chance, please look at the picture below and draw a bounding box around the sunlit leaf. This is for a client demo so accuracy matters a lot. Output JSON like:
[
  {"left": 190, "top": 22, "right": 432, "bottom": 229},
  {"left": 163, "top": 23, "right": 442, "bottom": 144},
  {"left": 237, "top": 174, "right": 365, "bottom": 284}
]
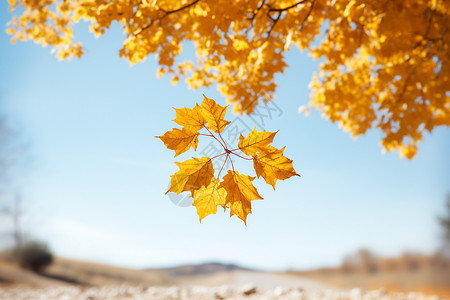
[
  {"left": 253, "top": 146, "right": 300, "bottom": 189},
  {"left": 218, "top": 170, "right": 263, "bottom": 224},
  {"left": 157, "top": 127, "right": 199, "bottom": 157},
  {"left": 173, "top": 104, "right": 206, "bottom": 133},
  {"left": 200, "top": 95, "right": 230, "bottom": 134},
  {"left": 167, "top": 157, "right": 214, "bottom": 195},
  {"left": 192, "top": 178, "right": 227, "bottom": 222},
  {"left": 238, "top": 128, "right": 277, "bottom": 157}
]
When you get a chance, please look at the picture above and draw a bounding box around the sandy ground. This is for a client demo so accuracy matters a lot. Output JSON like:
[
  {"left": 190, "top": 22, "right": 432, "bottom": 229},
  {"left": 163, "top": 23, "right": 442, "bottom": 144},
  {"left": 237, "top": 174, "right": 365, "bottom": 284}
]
[
  {"left": 174, "top": 270, "right": 336, "bottom": 290},
  {"left": 0, "top": 270, "right": 443, "bottom": 300}
]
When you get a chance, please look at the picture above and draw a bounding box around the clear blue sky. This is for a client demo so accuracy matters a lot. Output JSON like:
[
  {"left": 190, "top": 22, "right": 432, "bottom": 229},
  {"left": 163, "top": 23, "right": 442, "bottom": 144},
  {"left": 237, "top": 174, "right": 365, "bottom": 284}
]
[{"left": 1, "top": 3, "right": 449, "bottom": 270}]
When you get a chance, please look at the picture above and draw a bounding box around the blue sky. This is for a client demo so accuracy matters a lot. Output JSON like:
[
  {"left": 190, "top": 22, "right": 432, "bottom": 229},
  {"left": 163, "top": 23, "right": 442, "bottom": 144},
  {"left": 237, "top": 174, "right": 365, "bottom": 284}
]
[{"left": 1, "top": 3, "right": 449, "bottom": 270}]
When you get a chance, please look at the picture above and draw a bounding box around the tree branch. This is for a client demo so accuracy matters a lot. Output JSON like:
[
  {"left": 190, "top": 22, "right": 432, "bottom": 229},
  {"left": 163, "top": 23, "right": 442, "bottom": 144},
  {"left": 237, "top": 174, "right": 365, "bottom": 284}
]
[
  {"left": 160, "top": 0, "right": 201, "bottom": 15},
  {"left": 249, "top": 0, "right": 267, "bottom": 22},
  {"left": 266, "top": 11, "right": 281, "bottom": 38},
  {"left": 132, "top": 0, "right": 142, "bottom": 19},
  {"left": 134, "top": 20, "right": 154, "bottom": 36},
  {"left": 134, "top": 0, "right": 201, "bottom": 36},
  {"left": 396, "top": 66, "right": 417, "bottom": 104},
  {"left": 268, "top": 0, "right": 309, "bottom": 12},
  {"left": 266, "top": 0, "right": 312, "bottom": 38},
  {"left": 299, "top": 0, "right": 315, "bottom": 31}
]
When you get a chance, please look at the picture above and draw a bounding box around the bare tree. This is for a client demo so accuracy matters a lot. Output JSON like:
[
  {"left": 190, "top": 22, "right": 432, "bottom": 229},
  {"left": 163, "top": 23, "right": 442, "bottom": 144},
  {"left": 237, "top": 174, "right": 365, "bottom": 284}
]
[
  {"left": 439, "top": 194, "right": 450, "bottom": 254},
  {"left": 341, "top": 248, "right": 378, "bottom": 273},
  {"left": 440, "top": 195, "right": 450, "bottom": 240},
  {"left": 0, "top": 106, "right": 28, "bottom": 250},
  {"left": 0, "top": 193, "right": 23, "bottom": 248}
]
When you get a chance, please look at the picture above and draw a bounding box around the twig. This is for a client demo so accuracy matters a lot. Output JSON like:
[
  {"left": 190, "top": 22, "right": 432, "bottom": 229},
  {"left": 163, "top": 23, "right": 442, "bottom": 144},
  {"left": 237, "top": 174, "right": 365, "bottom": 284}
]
[
  {"left": 268, "top": 0, "right": 309, "bottom": 12},
  {"left": 249, "top": 0, "right": 267, "bottom": 22},
  {"left": 396, "top": 66, "right": 417, "bottom": 104},
  {"left": 134, "top": 0, "right": 201, "bottom": 36},
  {"left": 299, "top": 0, "right": 315, "bottom": 31},
  {"left": 266, "top": 11, "right": 281, "bottom": 37},
  {"left": 160, "top": 0, "right": 201, "bottom": 16}
]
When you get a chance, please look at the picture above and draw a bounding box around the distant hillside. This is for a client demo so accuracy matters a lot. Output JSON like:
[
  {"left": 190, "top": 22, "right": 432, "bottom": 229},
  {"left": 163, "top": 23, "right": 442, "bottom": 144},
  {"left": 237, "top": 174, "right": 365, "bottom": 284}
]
[
  {"left": 0, "top": 256, "right": 252, "bottom": 287},
  {"left": 148, "top": 262, "right": 251, "bottom": 277}
]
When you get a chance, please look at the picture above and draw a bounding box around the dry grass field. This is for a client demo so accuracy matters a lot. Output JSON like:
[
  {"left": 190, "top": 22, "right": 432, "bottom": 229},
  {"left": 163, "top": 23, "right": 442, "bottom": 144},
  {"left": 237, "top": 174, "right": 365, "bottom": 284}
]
[
  {"left": 43, "top": 257, "right": 169, "bottom": 286},
  {"left": 288, "top": 267, "right": 450, "bottom": 297},
  {"left": 1, "top": 254, "right": 449, "bottom": 299}
]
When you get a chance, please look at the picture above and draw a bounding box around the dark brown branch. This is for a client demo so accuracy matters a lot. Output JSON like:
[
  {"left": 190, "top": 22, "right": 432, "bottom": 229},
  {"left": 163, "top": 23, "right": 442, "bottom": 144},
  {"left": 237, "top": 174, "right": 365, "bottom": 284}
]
[
  {"left": 397, "top": 66, "right": 418, "bottom": 104},
  {"left": 266, "top": 11, "right": 282, "bottom": 37},
  {"left": 299, "top": 0, "right": 315, "bottom": 31},
  {"left": 134, "top": 0, "right": 201, "bottom": 36},
  {"left": 249, "top": 0, "right": 267, "bottom": 22},
  {"left": 160, "top": 0, "right": 201, "bottom": 15},
  {"left": 134, "top": 19, "right": 154, "bottom": 36},
  {"left": 357, "top": 25, "right": 365, "bottom": 47},
  {"left": 266, "top": 0, "right": 312, "bottom": 38},
  {"left": 412, "top": 7, "right": 435, "bottom": 49},
  {"left": 268, "top": 0, "right": 309, "bottom": 12},
  {"left": 132, "top": 0, "right": 142, "bottom": 19}
]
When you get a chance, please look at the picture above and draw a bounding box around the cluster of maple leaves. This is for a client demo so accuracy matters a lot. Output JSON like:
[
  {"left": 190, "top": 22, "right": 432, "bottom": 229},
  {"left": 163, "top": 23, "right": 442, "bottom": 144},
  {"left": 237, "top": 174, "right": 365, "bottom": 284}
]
[{"left": 157, "top": 96, "right": 299, "bottom": 224}]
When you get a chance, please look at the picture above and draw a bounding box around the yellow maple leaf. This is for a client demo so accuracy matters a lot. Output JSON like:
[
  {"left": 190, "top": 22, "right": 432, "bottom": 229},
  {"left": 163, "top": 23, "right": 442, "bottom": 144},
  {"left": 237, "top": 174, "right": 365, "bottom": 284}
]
[
  {"left": 192, "top": 178, "right": 227, "bottom": 222},
  {"left": 172, "top": 103, "right": 206, "bottom": 133},
  {"left": 218, "top": 170, "right": 263, "bottom": 224},
  {"left": 238, "top": 127, "right": 278, "bottom": 156},
  {"left": 167, "top": 157, "right": 214, "bottom": 195},
  {"left": 253, "top": 146, "right": 300, "bottom": 189},
  {"left": 156, "top": 127, "right": 199, "bottom": 157},
  {"left": 200, "top": 94, "right": 230, "bottom": 133}
]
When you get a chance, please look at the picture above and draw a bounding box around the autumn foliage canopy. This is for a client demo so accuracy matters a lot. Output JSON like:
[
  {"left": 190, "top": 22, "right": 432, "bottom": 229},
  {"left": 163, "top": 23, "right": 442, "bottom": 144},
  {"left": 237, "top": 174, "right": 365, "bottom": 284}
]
[
  {"left": 158, "top": 95, "right": 299, "bottom": 223},
  {"left": 6, "top": 0, "right": 450, "bottom": 158}
]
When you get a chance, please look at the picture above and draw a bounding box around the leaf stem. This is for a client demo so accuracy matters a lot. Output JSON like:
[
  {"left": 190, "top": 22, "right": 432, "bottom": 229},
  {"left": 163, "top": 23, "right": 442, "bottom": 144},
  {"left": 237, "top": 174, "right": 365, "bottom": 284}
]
[
  {"left": 217, "top": 155, "right": 228, "bottom": 179},
  {"left": 231, "top": 152, "right": 253, "bottom": 160},
  {"left": 217, "top": 131, "right": 228, "bottom": 149},
  {"left": 228, "top": 154, "right": 235, "bottom": 172},
  {"left": 205, "top": 127, "right": 226, "bottom": 150},
  {"left": 210, "top": 152, "right": 227, "bottom": 160},
  {"left": 198, "top": 133, "right": 213, "bottom": 137}
]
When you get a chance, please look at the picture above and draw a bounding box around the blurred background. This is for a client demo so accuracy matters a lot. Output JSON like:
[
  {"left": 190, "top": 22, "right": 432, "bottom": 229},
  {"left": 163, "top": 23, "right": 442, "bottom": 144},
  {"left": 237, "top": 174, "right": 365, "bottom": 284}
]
[{"left": 0, "top": 1, "right": 449, "bottom": 298}]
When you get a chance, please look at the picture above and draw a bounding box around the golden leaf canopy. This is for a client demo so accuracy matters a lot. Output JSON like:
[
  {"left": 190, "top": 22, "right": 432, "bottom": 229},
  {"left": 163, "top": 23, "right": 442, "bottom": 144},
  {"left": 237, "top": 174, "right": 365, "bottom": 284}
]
[{"left": 8, "top": 0, "right": 450, "bottom": 158}]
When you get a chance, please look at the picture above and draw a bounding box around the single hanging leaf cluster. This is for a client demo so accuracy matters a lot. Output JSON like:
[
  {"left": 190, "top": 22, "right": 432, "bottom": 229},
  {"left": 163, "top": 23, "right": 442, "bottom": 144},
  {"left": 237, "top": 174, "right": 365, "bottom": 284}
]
[{"left": 157, "top": 95, "right": 300, "bottom": 224}]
